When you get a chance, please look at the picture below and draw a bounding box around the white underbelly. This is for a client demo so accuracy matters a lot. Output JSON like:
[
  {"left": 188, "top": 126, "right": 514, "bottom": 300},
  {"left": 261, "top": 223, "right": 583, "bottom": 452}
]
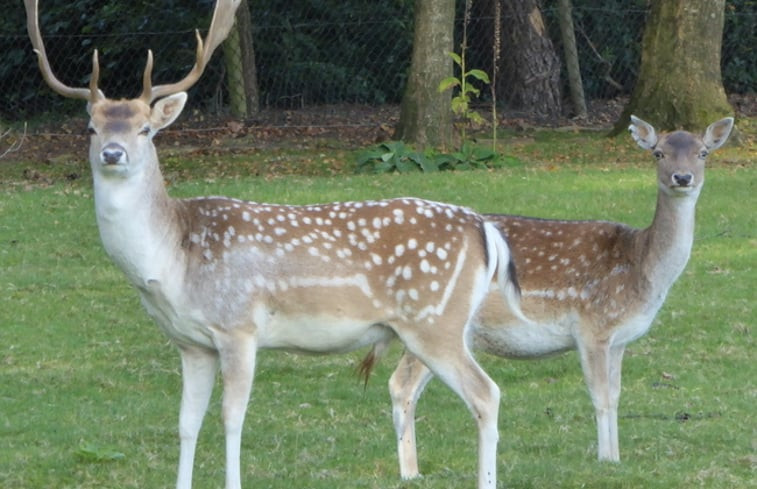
[
  {"left": 471, "top": 319, "right": 576, "bottom": 358},
  {"left": 256, "top": 307, "right": 395, "bottom": 353},
  {"left": 610, "top": 308, "right": 658, "bottom": 346}
]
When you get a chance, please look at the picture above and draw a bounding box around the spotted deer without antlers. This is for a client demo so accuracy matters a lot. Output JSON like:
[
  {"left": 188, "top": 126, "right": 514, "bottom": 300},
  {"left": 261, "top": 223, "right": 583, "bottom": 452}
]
[
  {"left": 24, "top": 1, "right": 526, "bottom": 488},
  {"left": 388, "top": 115, "right": 734, "bottom": 478}
]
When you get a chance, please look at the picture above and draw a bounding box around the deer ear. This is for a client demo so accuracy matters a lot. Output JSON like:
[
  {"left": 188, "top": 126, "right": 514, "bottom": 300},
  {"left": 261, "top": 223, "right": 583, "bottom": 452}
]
[
  {"left": 628, "top": 115, "right": 658, "bottom": 150},
  {"left": 150, "top": 92, "right": 188, "bottom": 132},
  {"left": 702, "top": 117, "right": 734, "bottom": 151}
]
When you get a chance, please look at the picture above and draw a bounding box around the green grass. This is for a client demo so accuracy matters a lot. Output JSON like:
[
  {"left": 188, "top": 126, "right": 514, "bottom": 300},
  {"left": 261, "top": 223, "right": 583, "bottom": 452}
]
[{"left": 1, "top": 129, "right": 754, "bottom": 488}]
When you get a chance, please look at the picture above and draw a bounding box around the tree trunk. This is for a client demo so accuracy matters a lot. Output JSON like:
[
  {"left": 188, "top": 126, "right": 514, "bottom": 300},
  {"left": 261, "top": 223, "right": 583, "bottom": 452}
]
[
  {"left": 611, "top": 0, "right": 733, "bottom": 134},
  {"left": 499, "top": 0, "right": 562, "bottom": 117},
  {"left": 223, "top": 0, "right": 259, "bottom": 118},
  {"left": 557, "top": 0, "right": 587, "bottom": 118},
  {"left": 394, "top": 0, "right": 455, "bottom": 149}
]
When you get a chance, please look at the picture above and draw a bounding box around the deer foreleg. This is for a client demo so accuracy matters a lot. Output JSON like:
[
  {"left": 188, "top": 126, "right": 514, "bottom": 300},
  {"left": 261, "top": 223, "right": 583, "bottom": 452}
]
[
  {"left": 607, "top": 344, "right": 626, "bottom": 461},
  {"left": 577, "top": 339, "right": 618, "bottom": 462},
  {"left": 176, "top": 347, "right": 219, "bottom": 489},
  {"left": 389, "top": 351, "right": 435, "bottom": 479},
  {"left": 215, "top": 333, "right": 258, "bottom": 489}
]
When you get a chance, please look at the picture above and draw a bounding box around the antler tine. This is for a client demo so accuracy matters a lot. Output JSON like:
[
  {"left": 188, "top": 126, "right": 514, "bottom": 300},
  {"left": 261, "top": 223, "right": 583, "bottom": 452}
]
[
  {"left": 90, "top": 50, "right": 101, "bottom": 98},
  {"left": 139, "top": 50, "right": 155, "bottom": 104},
  {"left": 24, "top": 0, "right": 95, "bottom": 101},
  {"left": 145, "top": 0, "right": 241, "bottom": 103}
]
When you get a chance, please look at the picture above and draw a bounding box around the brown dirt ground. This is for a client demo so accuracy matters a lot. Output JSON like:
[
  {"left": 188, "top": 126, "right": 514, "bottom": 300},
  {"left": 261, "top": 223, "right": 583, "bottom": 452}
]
[{"left": 2, "top": 94, "right": 754, "bottom": 171}]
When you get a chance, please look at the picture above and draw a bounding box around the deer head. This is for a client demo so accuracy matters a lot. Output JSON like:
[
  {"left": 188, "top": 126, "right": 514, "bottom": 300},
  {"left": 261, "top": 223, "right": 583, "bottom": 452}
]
[
  {"left": 24, "top": 0, "right": 241, "bottom": 178},
  {"left": 629, "top": 115, "right": 734, "bottom": 198}
]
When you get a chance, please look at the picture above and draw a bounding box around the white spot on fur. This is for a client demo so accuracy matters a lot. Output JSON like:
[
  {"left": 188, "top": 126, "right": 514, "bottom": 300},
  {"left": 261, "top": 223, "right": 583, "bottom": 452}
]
[
  {"left": 402, "top": 266, "right": 413, "bottom": 280},
  {"left": 436, "top": 247, "right": 448, "bottom": 260}
]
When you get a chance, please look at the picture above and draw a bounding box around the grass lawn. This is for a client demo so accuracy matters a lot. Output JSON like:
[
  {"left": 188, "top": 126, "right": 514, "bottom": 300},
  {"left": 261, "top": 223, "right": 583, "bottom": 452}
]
[{"left": 0, "top": 126, "right": 754, "bottom": 488}]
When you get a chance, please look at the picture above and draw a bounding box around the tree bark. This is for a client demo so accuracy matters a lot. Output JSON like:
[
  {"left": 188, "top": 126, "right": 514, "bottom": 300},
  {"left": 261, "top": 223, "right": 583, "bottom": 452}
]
[
  {"left": 611, "top": 0, "right": 733, "bottom": 134},
  {"left": 394, "top": 0, "right": 455, "bottom": 149},
  {"left": 499, "top": 0, "right": 562, "bottom": 117},
  {"left": 557, "top": 0, "right": 587, "bottom": 118},
  {"left": 223, "top": 0, "right": 259, "bottom": 118}
]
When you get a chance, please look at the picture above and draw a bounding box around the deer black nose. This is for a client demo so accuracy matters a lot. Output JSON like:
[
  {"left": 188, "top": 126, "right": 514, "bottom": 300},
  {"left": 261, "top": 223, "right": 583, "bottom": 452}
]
[
  {"left": 101, "top": 143, "right": 125, "bottom": 165},
  {"left": 672, "top": 173, "right": 693, "bottom": 186}
]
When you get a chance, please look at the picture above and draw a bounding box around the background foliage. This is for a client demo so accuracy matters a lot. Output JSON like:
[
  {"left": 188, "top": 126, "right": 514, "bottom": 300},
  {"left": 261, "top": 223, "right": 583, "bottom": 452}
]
[{"left": 0, "top": 0, "right": 754, "bottom": 120}]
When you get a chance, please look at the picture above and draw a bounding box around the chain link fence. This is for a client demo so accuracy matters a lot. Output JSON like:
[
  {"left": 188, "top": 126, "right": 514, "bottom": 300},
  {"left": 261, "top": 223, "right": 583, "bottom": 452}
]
[{"left": 1, "top": 1, "right": 754, "bottom": 124}]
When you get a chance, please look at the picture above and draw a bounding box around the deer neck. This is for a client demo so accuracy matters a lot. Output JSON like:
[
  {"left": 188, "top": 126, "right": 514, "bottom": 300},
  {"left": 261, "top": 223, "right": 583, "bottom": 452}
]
[
  {"left": 92, "top": 156, "right": 184, "bottom": 287},
  {"left": 637, "top": 188, "right": 699, "bottom": 293}
]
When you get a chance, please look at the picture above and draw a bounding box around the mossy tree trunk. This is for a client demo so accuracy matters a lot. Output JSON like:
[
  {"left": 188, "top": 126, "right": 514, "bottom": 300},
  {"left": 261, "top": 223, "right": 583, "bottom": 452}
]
[
  {"left": 223, "top": 0, "right": 259, "bottom": 118},
  {"left": 394, "top": 0, "right": 455, "bottom": 149},
  {"left": 611, "top": 0, "right": 733, "bottom": 134}
]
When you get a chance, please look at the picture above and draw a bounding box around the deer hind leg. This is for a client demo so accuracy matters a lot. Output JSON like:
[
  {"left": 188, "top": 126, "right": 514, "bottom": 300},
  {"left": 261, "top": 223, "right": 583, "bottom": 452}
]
[
  {"left": 577, "top": 338, "right": 619, "bottom": 462},
  {"left": 212, "top": 330, "right": 258, "bottom": 489},
  {"left": 389, "top": 351, "right": 435, "bottom": 480},
  {"left": 176, "top": 346, "right": 218, "bottom": 489},
  {"left": 400, "top": 330, "right": 500, "bottom": 489}
]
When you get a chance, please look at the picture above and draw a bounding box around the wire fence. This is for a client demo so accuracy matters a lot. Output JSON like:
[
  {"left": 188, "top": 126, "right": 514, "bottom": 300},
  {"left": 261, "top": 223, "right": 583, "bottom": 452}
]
[{"left": 1, "top": 1, "right": 754, "bottom": 124}]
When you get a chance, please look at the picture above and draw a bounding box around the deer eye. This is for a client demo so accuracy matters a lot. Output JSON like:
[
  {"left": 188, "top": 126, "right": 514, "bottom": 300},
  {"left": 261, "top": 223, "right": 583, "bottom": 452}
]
[
  {"left": 87, "top": 125, "right": 97, "bottom": 136},
  {"left": 698, "top": 149, "right": 709, "bottom": 159},
  {"left": 138, "top": 126, "right": 150, "bottom": 136},
  {"left": 652, "top": 149, "right": 664, "bottom": 160}
]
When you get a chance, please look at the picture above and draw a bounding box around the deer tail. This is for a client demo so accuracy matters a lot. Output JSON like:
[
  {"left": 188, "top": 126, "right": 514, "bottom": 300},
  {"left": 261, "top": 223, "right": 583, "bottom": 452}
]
[
  {"left": 483, "top": 221, "right": 530, "bottom": 324},
  {"left": 357, "top": 339, "right": 391, "bottom": 389}
]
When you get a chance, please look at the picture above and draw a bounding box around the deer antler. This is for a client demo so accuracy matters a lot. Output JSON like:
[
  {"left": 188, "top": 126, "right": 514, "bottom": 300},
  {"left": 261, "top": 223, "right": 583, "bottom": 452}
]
[
  {"left": 24, "top": 0, "right": 99, "bottom": 101},
  {"left": 140, "top": 0, "right": 242, "bottom": 103},
  {"left": 24, "top": 0, "right": 241, "bottom": 104}
]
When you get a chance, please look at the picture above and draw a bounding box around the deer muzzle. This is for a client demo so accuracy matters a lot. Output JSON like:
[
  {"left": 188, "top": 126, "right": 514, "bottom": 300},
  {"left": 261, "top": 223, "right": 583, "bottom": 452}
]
[
  {"left": 671, "top": 172, "right": 694, "bottom": 187},
  {"left": 101, "top": 143, "right": 127, "bottom": 166}
]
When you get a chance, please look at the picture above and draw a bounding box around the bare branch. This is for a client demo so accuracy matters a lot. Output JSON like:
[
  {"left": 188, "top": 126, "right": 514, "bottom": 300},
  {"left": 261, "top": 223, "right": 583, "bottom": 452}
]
[
  {"left": 0, "top": 123, "right": 27, "bottom": 159},
  {"left": 574, "top": 20, "right": 627, "bottom": 91}
]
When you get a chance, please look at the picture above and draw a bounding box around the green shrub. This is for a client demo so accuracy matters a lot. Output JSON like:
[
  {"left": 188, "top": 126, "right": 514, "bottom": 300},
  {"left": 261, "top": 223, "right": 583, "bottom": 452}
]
[{"left": 356, "top": 140, "right": 521, "bottom": 174}]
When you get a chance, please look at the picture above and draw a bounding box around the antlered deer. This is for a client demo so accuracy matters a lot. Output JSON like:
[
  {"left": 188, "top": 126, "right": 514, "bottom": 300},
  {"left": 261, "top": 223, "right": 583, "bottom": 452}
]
[
  {"left": 24, "top": 1, "right": 526, "bottom": 488},
  {"left": 387, "top": 116, "right": 734, "bottom": 478}
]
